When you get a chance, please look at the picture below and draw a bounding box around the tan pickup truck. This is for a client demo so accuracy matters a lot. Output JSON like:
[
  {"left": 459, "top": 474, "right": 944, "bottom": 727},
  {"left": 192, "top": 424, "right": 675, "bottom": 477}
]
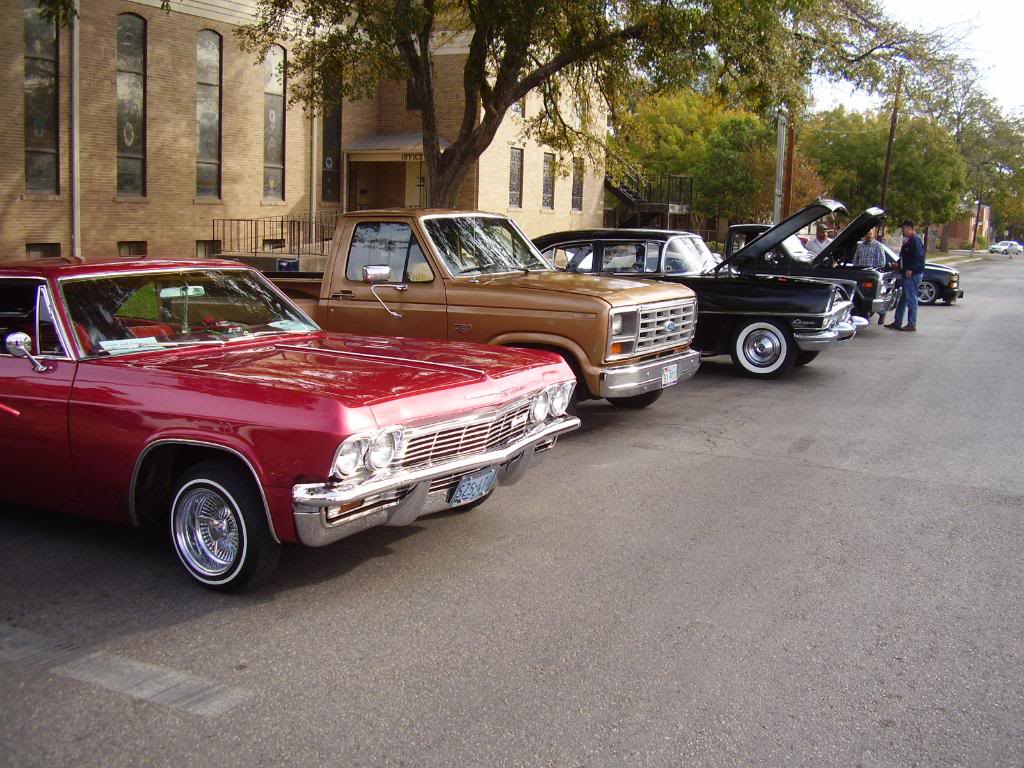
[{"left": 268, "top": 210, "right": 699, "bottom": 408}]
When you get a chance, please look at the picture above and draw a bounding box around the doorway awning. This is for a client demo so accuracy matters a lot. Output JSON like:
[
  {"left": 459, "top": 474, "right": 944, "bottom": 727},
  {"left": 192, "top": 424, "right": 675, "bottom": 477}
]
[{"left": 345, "top": 132, "right": 451, "bottom": 162}]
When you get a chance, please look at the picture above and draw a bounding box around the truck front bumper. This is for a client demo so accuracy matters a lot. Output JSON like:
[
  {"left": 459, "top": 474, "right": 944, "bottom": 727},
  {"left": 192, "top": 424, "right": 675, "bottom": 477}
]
[
  {"left": 597, "top": 349, "right": 701, "bottom": 399},
  {"left": 291, "top": 415, "right": 580, "bottom": 547},
  {"left": 872, "top": 292, "right": 898, "bottom": 315},
  {"left": 793, "top": 317, "right": 863, "bottom": 351}
]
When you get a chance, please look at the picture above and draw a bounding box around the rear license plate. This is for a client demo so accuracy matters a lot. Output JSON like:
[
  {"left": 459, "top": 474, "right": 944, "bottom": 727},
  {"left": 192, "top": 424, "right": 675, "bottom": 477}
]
[
  {"left": 662, "top": 363, "right": 679, "bottom": 387},
  {"left": 449, "top": 466, "right": 498, "bottom": 506}
]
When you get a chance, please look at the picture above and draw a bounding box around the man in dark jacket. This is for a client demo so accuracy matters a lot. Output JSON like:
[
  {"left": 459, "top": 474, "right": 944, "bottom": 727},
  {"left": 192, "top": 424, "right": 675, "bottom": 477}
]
[{"left": 887, "top": 220, "right": 926, "bottom": 332}]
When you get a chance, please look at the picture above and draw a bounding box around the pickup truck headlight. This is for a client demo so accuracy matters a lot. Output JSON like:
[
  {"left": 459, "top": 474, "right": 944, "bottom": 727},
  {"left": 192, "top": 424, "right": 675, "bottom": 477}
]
[{"left": 607, "top": 307, "right": 639, "bottom": 360}]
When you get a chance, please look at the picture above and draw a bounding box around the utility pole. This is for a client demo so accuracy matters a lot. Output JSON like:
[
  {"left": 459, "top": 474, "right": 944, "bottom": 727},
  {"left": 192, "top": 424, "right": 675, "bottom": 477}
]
[
  {"left": 782, "top": 120, "right": 796, "bottom": 218},
  {"left": 879, "top": 66, "right": 904, "bottom": 234},
  {"left": 970, "top": 195, "right": 984, "bottom": 253},
  {"left": 773, "top": 109, "right": 788, "bottom": 224}
]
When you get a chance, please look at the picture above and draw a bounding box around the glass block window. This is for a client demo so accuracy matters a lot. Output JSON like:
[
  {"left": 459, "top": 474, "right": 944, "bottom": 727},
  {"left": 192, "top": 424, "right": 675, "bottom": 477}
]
[
  {"left": 542, "top": 153, "right": 555, "bottom": 209},
  {"left": 508, "top": 147, "right": 524, "bottom": 208},
  {"left": 571, "top": 157, "right": 584, "bottom": 211},
  {"left": 322, "top": 103, "right": 341, "bottom": 203},
  {"left": 24, "top": 0, "right": 59, "bottom": 194},
  {"left": 196, "top": 30, "right": 221, "bottom": 198},
  {"left": 116, "top": 14, "right": 146, "bottom": 196},
  {"left": 263, "top": 45, "right": 286, "bottom": 200}
]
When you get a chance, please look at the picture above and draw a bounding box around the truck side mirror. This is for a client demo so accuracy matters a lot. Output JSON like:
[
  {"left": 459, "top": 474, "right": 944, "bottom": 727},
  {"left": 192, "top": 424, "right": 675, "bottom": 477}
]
[
  {"left": 363, "top": 265, "right": 392, "bottom": 284},
  {"left": 5, "top": 332, "right": 50, "bottom": 373}
]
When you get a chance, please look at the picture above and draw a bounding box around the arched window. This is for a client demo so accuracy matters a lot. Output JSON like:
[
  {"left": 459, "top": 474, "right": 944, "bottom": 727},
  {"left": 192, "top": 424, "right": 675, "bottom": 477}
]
[
  {"left": 196, "top": 30, "right": 222, "bottom": 198},
  {"left": 263, "top": 44, "right": 286, "bottom": 200},
  {"left": 116, "top": 13, "right": 146, "bottom": 196},
  {"left": 24, "top": 0, "right": 59, "bottom": 194}
]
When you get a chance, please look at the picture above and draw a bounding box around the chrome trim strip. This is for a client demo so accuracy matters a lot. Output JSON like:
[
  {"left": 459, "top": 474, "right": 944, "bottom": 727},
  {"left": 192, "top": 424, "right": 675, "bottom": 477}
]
[{"left": 130, "top": 438, "right": 280, "bottom": 544}]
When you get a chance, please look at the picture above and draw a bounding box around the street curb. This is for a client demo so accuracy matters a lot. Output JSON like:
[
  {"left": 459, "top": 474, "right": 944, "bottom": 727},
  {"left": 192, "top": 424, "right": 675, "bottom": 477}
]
[{"left": 930, "top": 256, "right": 984, "bottom": 267}]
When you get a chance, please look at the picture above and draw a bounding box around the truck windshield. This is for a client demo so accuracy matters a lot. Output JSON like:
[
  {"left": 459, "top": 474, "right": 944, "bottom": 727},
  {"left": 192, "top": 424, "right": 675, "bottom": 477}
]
[
  {"left": 61, "top": 268, "right": 318, "bottom": 357},
  {"left": 423, "top": 216, "right": 552, "bottom": 276}
]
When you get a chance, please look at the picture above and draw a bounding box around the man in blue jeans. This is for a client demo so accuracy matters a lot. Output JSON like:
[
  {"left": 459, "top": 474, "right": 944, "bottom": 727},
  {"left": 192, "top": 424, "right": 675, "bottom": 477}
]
[{"left": 887, "top": 219, "right": 926, "bottom": 332}]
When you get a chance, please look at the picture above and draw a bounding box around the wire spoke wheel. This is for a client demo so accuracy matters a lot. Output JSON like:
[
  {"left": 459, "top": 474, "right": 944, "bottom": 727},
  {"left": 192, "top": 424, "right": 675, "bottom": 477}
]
[{"left": 173, "top": 486, "right": 241, "bottom": 578}]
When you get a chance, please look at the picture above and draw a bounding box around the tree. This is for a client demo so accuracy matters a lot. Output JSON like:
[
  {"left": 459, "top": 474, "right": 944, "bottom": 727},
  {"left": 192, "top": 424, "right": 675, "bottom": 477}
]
[
  {"left": 37, "top": 0, "right": 958, "bottom": 209},
  {"left": 691, "top": 117, "right": 773, "bottom": 222},
  {"left": 802, "top": 108, "right": 965, "bottom": 229}
]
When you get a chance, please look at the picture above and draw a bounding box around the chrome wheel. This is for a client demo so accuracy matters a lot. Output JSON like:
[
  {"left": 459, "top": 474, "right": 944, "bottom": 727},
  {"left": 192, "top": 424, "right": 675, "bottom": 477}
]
[
  {"left": 742, "top": 328, "right": 783, "bottom": 368},
  {"left": 918, "top": 281, "right": 938, "bottom": 305},
  {"left": 173, "top": 485, "right": 242, "bottom": 578}
]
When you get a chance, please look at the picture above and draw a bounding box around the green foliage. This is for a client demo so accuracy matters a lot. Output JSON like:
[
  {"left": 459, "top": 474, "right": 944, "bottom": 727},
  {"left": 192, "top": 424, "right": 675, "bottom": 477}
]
[
  {"left": 802, "top": 108, "right": 965, "bottom": 225},
  {"left": 692, "top": 117, "right": 774, "bottom": 222}
]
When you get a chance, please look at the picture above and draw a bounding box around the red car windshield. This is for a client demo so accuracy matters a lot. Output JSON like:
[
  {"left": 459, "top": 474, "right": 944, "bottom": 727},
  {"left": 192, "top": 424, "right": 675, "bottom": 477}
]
[{"left": 61, "top": 268, "right": 318, "bottom": 357}]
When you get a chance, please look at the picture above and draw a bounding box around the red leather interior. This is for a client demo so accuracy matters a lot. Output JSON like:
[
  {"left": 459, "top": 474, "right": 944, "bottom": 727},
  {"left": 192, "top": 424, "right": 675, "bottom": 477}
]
[{"left": 126, "top": 324, "right": 174, "bottom": 339}]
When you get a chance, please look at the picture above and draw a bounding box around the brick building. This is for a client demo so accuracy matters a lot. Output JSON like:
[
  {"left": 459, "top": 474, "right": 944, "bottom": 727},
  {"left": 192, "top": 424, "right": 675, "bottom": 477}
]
[{"left": 1, "top": 0, "right": 603, "bottom": 263}]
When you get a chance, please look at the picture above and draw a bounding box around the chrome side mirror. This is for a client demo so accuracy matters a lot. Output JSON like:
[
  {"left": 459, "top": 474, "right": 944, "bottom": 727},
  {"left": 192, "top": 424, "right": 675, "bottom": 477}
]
[
  {"left": 5, "top": 332, "right": 50, "bottom": 373},
  {"left": 363, "top": 265, "right": 392, "bottom": 284}
]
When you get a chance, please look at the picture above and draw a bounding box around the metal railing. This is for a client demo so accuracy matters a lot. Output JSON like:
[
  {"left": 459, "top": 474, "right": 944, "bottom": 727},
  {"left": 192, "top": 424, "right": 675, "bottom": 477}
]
[
  {"left": 212, "top": 211, "right": 340, "bottom": 257},
  {"left": 605, "top": 172, "right": 692, "bottom": 207}
]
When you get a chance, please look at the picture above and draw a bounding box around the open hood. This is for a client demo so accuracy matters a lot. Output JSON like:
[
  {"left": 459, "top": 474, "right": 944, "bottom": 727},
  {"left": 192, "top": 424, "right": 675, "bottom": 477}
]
[
  {"left": 716, "top": 199, "right": 848, "bottom": 271},
  {"left": 812, "top": 207, "right": 886, "bottom": 266}
]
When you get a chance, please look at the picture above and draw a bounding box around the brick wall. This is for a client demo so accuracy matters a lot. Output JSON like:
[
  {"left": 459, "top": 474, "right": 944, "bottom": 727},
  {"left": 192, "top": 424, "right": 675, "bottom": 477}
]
[
  {"left": 1, "top": 0, "right": 312, "bottom": 261},
  {"left": 476, "top": 93, "right": 604, "bottom": 238}
]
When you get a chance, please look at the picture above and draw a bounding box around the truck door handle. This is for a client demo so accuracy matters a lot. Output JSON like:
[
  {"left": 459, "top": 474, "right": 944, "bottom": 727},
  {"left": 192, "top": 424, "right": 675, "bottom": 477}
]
[{"left": 330, "top": 290, "right": 354, "bottom": 300}]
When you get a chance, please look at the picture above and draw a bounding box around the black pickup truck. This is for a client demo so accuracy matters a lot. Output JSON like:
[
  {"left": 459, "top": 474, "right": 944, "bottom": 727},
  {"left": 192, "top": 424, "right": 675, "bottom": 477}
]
[
  {"left": 534, "top": 227, "right": 863, "bottom": 379},
  {"left": 723, "top": 201, "right": 900, "bottom": 322}
]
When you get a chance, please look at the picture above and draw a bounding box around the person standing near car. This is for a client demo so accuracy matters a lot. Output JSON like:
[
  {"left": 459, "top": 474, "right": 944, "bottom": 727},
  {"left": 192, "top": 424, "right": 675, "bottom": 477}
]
[
  {"left": 853, "top": 227, "right": 886, "bottom": 268},
  {"left": 887, "top": 219, "right": 926, "bottom": 332},
  {"left": 806, "top": 224, "right": 832, "bottom": 256}
]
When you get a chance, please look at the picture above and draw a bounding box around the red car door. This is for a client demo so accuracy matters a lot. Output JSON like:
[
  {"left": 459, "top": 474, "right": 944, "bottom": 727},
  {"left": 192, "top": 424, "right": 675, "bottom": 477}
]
[{"left": 0, "top": 279, "right": 77, "bottom": 510}]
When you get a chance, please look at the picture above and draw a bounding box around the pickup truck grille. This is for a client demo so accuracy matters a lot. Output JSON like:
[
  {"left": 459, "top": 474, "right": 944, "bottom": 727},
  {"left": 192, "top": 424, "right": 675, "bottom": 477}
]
[
  {"left": 402, "top": 401, "right": 533, "bottom": 470},
  {"left": 636, "top": 300, "right": 696, "bottom": 353}
]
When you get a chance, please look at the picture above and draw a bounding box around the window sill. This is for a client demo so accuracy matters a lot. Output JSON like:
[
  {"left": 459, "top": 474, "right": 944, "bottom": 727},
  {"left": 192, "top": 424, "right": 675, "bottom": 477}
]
[
  {"left": 113, "top": 196, "right": 149, "bottom": 204},
  {"left": 539, "top": 208, "right": 556, "bottom": 214},
  {"left": 21, "top": 193, "right": 64, "bottom": 202},
  {"left": 261, "top": 200, "right": 287, "bottom": 206},
  {"left": 507, "top": 205, "right": 523, "bottom": 212},
  {"left": 193, "top": 197, "right": 223, "bottom": 205}
]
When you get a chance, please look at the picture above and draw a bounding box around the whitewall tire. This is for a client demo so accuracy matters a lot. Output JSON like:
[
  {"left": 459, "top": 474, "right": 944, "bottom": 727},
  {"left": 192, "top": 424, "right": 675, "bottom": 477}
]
[{"left": 730, "top": 319, "right": 797, "bottom": 379}]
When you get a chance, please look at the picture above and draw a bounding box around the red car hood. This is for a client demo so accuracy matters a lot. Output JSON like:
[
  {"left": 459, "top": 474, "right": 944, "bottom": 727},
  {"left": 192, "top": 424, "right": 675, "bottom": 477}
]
[{"left": 136, "top": 332, "right": 569, "bottom": 425}]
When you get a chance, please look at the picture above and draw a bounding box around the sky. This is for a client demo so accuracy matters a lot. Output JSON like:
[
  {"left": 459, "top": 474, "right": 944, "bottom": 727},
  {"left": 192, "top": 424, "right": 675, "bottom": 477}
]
[{"left": 813, "top": 0, "right": 1023, "bottom": 115}]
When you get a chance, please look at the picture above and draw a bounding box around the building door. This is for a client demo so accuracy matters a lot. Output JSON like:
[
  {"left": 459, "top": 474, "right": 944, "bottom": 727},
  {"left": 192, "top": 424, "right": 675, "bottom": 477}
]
[
  {"left": 322, "top": 219, "right": 446, "bottom": 339},
  {"left": 404, "top": 161, "right": 426, "bottom": 208}
]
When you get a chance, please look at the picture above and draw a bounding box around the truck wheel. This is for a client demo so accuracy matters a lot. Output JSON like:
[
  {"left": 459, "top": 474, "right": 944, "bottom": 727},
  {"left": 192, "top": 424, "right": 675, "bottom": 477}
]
[
  {"left": 730, "top": 319, "right": 797, "bottom": 379},
  {"left": 918, "top": 281, "right": 939, "bottom": 305},
  {"left": 607, "top": 389, "right": 663, "bottom": 408},
  {"left": 795, "top": 351, "right": 819, "bottom": 367},
  {"left": 169, "top": 459, "right": 280, "bottom": 591}
]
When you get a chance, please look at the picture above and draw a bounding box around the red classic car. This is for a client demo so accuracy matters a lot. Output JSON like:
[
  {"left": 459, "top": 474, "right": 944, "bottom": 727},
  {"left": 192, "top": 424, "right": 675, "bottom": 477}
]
[{"left": 0, "top": 259, "right": 579, "bottom": 590}]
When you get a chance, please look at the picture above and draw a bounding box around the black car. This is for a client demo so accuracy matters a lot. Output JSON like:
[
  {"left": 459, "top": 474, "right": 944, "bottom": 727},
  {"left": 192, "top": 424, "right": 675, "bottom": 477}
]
[
  {"left": 534, "top": 228, "right": 864, "bottom": 379},
  {"left": 723, "top": 201, "right": 900, "bottom": 321},
  {"left": 874, "top": 242, "right": 963, "bottom": 305}
]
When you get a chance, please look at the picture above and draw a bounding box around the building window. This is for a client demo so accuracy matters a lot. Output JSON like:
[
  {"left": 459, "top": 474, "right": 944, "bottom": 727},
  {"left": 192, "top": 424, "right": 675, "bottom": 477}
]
[
  {"left": 510, "top": 98, "right": 524, "bottom": 118},
  {"left": 322, "top": 102, "right": 341, "bottom": 203},
  {"left": 196, "top": 30, "right": 222, "bottom": 198},
  {"left": 406, "top": 79, "right": 423, "bottom": 111},
  {"left": 263, "top": 45, "right": 286, "bottom": 200},
  {"left": 195, "top": 239, "right": 221, "bottom": 258},
  {"left": 508, "top": 147, "right": 524, "bottom": 208},
  {"left": 116, "top": 14, "right": 146, "bottom": 196},
  {"left": 542, "top": 152, "right": 555, "bottom": 209},
  {"left": 571, "top": 157, "right": 584, "bottom": 212},
  {"left": 25, "top": 242, "right": 60, "bottom": 259},
  {"left": 24, "top": 0, "right": 59, "bottom": 194},
  {"left": 117, "top": 240, "right": 147, "bottom": 257}
]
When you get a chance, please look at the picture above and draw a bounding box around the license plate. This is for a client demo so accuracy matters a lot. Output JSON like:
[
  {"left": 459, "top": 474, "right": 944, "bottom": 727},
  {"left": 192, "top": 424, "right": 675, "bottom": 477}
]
[
  {"left": 662, "top": 363, "right": 679, "bottom": 387},
  {"left": 449, "top": 466, "right": 498, "bottom": 506}
]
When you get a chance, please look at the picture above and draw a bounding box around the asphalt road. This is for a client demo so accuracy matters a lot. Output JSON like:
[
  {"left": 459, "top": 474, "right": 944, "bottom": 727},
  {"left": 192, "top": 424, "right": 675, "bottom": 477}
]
[{"left": 2, "top": 256, "right": 1022, "bottom": 767}]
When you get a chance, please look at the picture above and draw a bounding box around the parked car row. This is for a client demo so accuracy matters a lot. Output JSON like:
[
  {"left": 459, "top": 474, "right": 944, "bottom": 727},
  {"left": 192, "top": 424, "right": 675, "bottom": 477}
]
[
  {"left": 0, "top": 201, "right": 963, "bottom": 590},
  {"left": 989, "top": 240, "right": 1022, "bottom": 255}
]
